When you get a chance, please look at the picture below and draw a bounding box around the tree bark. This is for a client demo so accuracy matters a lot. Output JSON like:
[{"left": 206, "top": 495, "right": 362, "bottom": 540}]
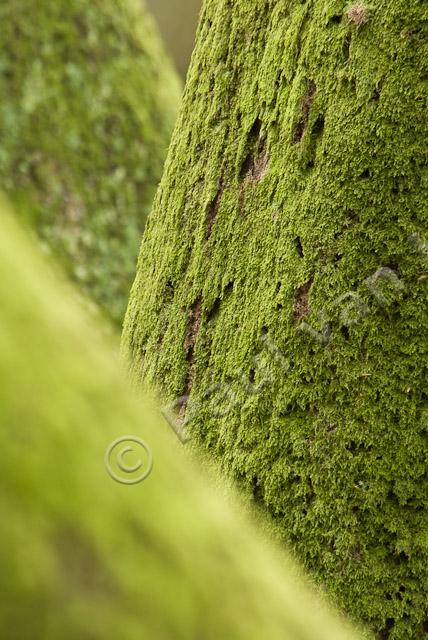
[
  {"left": 0, "top": 0, "right": 181, "bottom": 325},
  {"left": 123, "top": 0, "right": 428, "bottom": 637}
]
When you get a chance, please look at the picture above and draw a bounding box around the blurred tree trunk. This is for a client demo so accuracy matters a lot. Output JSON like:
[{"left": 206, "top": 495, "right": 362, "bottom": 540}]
[
  {"left": 0, "top": 0, "right": 181, "bottom": 326},
  {"left": 123, "top": 1, "right": 428, "bottom": 637},
  {"left": 0, "top": 201, "right": 362, "bottom": 640}
]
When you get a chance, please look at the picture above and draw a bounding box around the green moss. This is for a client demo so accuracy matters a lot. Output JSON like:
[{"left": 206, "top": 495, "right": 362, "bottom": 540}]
[
  {"left": 0, "top": 199, "right": 365, "bottom": 640},
  {"left": 123, "top": 0, "right": 428, "bottom": 637},
  {"left": 0, "top": 0, "right": 181, "bottom": 325}
]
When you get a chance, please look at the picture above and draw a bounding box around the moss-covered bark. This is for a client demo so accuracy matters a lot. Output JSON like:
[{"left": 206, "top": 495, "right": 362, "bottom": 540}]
[
  {"left": 123, "top": 0, "right": 428, "bottom": 637},
  {"left": 0, "top": 200, "right": 365, "bottom": 640},
  {"left": 0, "top": 0, "right": 181, "bottom": 325}
]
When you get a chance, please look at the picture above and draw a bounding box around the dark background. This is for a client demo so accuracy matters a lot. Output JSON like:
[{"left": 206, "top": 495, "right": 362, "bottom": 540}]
[{"left": 147, "top": 0, "right": 202, "bottom": 78}]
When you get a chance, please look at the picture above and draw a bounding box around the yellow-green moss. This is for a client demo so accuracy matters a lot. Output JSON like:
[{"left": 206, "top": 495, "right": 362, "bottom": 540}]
[
  {"left": 0, "top": 0, "right": 181, "bottom": 325},
  {"left": 0, "top": 199, "right": 367, "bottom": 640},
  {"left": 123, "top": 1, "right": 428, "bottom": 637}
]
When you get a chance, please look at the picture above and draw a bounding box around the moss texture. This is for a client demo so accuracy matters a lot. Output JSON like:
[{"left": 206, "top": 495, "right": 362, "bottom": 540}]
[
  {"left": 0, "top": 200, "right": 365, "bottom": 640},
  {"left": 0, "top": 0, "right": 181, "bottom": 325},
  {"left": 123, "top": 0, "right": 428, "bottom": 637}
]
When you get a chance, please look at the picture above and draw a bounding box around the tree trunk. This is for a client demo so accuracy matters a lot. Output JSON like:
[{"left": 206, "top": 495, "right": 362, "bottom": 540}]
[
  {"left": 123, "top": 0, "right": 428, "bottom": 637},
  {"left": 0, "top": 0, "right": 181, "bottom": 326},
  {"left": 0, "top": 200, "right": 363, "bottom": 640}
]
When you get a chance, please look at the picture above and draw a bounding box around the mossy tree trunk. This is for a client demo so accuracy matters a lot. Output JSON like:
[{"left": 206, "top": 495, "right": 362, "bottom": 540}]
[
  {"left": 123, "top": 1, "right": 427, "bottom": 637},
  {"left": 0, "top": 0, "right": 181, "bottom": 325}
]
